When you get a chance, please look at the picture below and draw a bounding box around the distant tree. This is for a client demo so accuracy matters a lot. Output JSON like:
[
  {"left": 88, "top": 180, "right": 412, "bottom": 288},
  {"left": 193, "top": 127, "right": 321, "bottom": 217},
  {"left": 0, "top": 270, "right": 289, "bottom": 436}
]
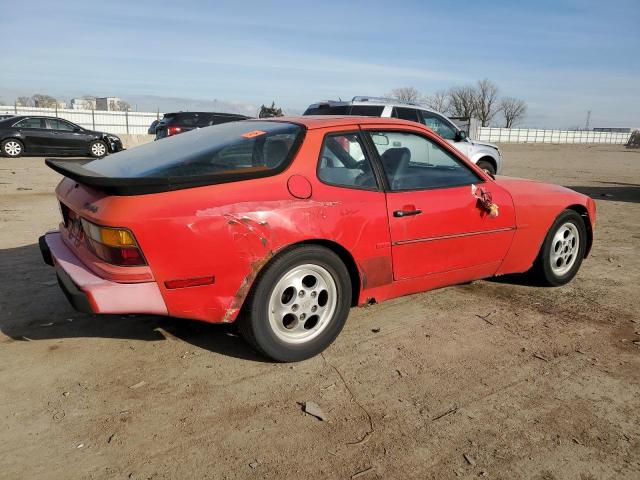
[
  {"left": 447, "top": 86, "right": 477, "bottom": 118},
  {"left": 474, "top": 79, "right": 500, "bottom": 127},
  {"left": 109, "top": 99, "right": 131, "bottom": 111},
  {"left": 259, "top": 101, "right": 283, "bottom": 118},
  {"left": 81, "top": 95, "right": 97, "bottom": 110},
  {"left": 389, "top": 86, "right": 421, "bottom": 103},
  {"left": 31, "top": 94, "right": 59, "bottom": 108},
  {"left": 499, "top": 97, "right": 527, "bottom": 128},
  {"left": 424, "top": 90, "right": 450, "bottom": 114},
  {"left": 16, "top": 96, "right": 33, "bottom": 107}
]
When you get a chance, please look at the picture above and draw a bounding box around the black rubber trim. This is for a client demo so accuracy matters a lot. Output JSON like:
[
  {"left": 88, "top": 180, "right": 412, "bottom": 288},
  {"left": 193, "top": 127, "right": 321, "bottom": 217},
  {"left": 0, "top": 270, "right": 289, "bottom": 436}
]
[
  {"left": 55, "top": 267, "right": 94, "bottom": 314},
  {"left": 39, "top": 235, "right": 54, "bottom": 266}
]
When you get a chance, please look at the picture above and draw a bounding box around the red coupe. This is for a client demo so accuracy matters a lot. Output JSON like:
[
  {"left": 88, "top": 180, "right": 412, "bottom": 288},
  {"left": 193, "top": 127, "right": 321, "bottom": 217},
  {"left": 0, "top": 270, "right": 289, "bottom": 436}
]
[{"left": 40, "top": 117, "right": 596, "bottom": 361}]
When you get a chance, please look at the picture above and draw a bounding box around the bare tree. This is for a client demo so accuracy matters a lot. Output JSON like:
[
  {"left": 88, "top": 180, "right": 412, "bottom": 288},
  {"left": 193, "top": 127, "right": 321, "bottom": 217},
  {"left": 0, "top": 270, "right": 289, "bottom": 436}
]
[
  {"left": 81, "top": 95, "right": 97, "bottom": 110},
  {"left": 474, "top": 79, "right": 499, "bottom": 127},
  {"left": 109, "top": 99, "right": 131, "bottom": 111},
  {"left": 31, "top": 94, "right": 59, "bottom": 108},
  {"left": 389, "top": 86, "right": 421, "bottom": 103},
  {"left": 499, "top": 97, "right": 527, "bottom": 128},
  {"left": 423, "top": 90, "right": 450, "bottom": 114},
  {"left": 15, "top": 96, "right": 31, "bottom": 106},
  {"left": 447, "top": 86, "right": 477, "bottom": 118}
]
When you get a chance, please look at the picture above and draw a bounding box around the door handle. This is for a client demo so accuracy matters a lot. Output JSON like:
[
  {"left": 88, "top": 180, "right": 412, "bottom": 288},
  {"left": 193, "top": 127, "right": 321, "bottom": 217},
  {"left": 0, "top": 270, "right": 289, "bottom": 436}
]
[{"left": 393, "top": 209, "right": 422, "bottom": 218}]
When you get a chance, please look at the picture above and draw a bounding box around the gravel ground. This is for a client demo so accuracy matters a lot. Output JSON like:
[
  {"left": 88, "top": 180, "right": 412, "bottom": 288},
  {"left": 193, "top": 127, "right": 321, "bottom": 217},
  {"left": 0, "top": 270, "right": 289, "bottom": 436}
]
[{"left": 0, "top": 144, "right": 638, "bottom": 479}]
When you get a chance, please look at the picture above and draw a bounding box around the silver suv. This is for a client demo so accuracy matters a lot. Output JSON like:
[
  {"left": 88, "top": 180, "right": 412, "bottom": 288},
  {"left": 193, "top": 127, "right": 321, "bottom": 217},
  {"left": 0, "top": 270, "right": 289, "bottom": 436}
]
[{"left": 304, "top": 96, "right": 502, "bottom": 175}]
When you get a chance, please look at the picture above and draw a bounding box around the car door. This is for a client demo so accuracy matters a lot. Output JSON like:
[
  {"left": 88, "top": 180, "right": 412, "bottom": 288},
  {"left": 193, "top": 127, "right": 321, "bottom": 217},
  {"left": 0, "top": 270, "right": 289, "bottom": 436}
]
[
  {"left": 365, "top": 127, "right": 515, "bottom": 280},
  {"left": 12, "top": 117, "right": 52, "bottom": 152},
  {"left": 46, "top": 118, "right": 89, "bottom": 153}
]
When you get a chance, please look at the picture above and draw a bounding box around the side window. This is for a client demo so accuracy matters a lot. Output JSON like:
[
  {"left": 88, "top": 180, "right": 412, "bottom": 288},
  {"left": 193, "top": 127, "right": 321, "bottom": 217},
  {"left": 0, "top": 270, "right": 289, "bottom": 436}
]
[
  {"left": 15, "top": 118, "right": 44, "bottom": 129},
  {"left": 392, "top": 107, "right": 420, "bottom": 123},
  {"left": 421, "top": 112, "right": 457, "bottom": 140},
  {"left": 368, "top": 131, "right": 480, "bottom": 191},
  {"left": 349, "top": 105, "right": 384, "bottom": 117},
  {"left": 318, "top": 133, "right": 377, "bottom": 189},
  {"left": 48, "top": 119, "right": 75, "bottom": 131}
]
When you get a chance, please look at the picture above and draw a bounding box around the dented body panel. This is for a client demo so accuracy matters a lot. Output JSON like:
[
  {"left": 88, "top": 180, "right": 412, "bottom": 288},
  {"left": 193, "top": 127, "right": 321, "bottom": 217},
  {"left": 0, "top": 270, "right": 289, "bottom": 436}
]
[{"left": 44, "top": 116, "right": 596, "bottom": 323}]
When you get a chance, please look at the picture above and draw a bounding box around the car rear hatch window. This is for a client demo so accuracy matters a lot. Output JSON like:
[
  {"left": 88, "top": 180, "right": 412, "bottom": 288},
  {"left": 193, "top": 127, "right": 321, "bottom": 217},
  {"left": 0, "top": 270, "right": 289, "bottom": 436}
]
[{"left": 46, "top": 121, "right": 305, "bottom": 195}]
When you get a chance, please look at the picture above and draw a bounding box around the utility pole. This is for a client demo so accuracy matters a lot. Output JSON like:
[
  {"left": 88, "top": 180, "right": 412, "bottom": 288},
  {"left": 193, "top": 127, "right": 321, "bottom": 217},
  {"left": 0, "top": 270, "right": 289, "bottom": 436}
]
[{"left": 585, "top": 110, "right": 591, "bottom": 131}]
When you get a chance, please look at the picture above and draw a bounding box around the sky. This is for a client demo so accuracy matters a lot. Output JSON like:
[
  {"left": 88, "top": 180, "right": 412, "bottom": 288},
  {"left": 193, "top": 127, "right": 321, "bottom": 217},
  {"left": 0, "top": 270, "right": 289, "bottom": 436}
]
[{"left": 1, "top": 0, "right": 638, "bottom": 128}]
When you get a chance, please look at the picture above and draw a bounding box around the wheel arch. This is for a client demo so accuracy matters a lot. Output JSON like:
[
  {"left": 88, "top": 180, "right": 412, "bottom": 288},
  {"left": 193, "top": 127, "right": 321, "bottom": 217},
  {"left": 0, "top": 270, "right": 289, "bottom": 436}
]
[
  {"left": 279, "top": 239, "right": 361, "bottom": 307},
  {"left": 237, "top": 239, "right": 361, "bottom": 319},
  {"left": 475, "top": 155, "right": 497, "bottom": 172},
  {"left": 566, "top": 204, "right": 593, "bottom": 257}
]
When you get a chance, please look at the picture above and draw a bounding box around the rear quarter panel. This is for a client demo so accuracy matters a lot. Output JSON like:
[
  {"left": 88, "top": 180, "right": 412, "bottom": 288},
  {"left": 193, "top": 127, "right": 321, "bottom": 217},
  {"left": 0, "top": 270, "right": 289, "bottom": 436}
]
[{"left": 58, "top": 126, "right": 391, "bottom": 323}]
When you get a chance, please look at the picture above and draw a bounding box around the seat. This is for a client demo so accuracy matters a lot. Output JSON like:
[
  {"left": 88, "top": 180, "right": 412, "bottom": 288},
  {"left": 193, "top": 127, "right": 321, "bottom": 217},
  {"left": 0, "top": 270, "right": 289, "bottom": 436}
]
[{"left": 380, "top": 147, "right": 411, "bottom": 189}]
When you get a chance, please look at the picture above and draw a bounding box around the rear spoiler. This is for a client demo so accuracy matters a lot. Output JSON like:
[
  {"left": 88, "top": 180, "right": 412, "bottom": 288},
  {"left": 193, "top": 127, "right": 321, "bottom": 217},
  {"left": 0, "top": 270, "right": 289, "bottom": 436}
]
[{"left": 44, "top": 158, "right": 283, "bottom": 196}]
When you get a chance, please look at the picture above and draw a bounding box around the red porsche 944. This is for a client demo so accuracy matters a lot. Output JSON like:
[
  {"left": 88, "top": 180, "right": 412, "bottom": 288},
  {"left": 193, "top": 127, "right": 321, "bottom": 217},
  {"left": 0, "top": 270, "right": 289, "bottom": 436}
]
[{"left": 40, "top": 117, "right": 595, "bottom": 361}]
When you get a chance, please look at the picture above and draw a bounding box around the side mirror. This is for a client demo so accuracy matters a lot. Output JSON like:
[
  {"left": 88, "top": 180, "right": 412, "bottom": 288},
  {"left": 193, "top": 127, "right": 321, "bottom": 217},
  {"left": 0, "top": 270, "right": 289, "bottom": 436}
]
[
  {"left": 73, "top": 127, "right": 82, "bottom": 133},
  {"left": 454, "top": 130, "right": 467, "bottom": 142}
]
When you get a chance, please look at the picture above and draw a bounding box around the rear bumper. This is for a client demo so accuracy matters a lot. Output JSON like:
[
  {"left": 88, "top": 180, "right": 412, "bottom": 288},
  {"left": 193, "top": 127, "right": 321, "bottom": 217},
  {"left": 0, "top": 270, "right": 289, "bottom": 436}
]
[{"left": 39, "top": 232, "right": 168, "bottom": 316}]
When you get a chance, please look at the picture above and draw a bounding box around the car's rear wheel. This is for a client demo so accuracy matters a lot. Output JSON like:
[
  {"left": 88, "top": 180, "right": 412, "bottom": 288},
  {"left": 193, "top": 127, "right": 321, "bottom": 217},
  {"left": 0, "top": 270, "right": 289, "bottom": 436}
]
[
  {"left": 238, "top": 245, "right": 351, "bottom": 362},
  {"left": 529, "top": 209, "right": 587, "bottom": 286},
  {"left": 89, "top": 140, "right": 107, "bottom": 158},
  {"left": 2, "top": 139, "right": 23, "bottom": 158},
  {"left": 477, "top": 159, "right": 496, "bottom": 176}
]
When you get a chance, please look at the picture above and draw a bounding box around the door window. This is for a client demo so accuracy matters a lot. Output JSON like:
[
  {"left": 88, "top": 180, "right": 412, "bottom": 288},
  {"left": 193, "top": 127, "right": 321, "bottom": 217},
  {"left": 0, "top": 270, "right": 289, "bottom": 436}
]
[
  {"left": 47, "top": 119, "right": 76, "bottom": 131},
  {"left": 14, "top": 118, "right": 45, "bottom": 129},
  {"left": 421, "top": 112, "right": 458, "bottom": 140},
  {"left": 368, "top": 131, "right": 480, "bottom": 190},
  {"left": 317, "top": 133, "right": 377, "bottom": 189}
]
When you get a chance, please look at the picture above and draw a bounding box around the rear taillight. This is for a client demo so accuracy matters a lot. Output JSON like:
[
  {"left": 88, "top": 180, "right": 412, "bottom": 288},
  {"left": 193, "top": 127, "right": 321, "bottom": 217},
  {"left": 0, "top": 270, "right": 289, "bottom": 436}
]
[
  {"left": 167, "top": 126, "right": 182, "bottom": 136},
  {"left": 80, "top": 218, "right": 146, "bottom": 266}
]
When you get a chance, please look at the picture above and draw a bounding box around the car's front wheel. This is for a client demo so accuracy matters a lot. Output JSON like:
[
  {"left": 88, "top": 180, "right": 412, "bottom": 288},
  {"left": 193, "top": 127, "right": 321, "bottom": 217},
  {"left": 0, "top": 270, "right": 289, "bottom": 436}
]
[
  {"left": 89, "top": 140, "right": 108, "bottom": 158},
  {"left": 477, "top": 159, "right": 496, "bottom": 176},
  {"left": 238, "top": 245, "right": 352, "bottom": 362},
  {"left": 529, "top": 209, "right": 587, "bottom": 286},
  {"left": 2, "top": 139, "right": 24, "bottom": 158}
]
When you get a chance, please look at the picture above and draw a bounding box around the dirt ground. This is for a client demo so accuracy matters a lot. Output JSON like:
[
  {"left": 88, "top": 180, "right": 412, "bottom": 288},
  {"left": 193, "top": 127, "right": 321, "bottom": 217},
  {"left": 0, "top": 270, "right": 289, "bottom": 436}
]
[{"left": 1, "top": 144, "right": 638, "bottom": 480}]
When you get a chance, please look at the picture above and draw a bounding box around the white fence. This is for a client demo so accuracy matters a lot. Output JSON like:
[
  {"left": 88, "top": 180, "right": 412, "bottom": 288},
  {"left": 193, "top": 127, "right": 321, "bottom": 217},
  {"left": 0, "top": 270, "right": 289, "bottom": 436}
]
[
  {"left": 477, "top": 127, "right": 632, "bottom": 144},
  {"left": 0, "top": 105, "right": 161, "bottom": 135}
]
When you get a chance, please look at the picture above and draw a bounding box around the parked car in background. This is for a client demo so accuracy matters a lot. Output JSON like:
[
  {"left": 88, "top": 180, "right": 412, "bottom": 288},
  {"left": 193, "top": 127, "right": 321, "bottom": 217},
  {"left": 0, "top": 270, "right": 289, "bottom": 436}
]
[
  {"left": 154, "top": 111, "right": 250, "bottom": 140},
  {"left": 304, "top": 97, "right": 503, "bottom": 175},
  {"left": 40, "top": 116, "right": 595, "bottom": 362},
  {"left": 0, "top": 116, "right": 122, "bottom": 158}
]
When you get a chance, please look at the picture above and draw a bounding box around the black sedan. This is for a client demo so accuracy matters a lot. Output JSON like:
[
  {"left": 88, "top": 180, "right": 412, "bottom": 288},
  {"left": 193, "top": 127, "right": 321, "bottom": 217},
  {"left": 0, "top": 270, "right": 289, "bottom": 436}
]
[{"left": 0, "top": 116, "right": 123, "bottom": 158}]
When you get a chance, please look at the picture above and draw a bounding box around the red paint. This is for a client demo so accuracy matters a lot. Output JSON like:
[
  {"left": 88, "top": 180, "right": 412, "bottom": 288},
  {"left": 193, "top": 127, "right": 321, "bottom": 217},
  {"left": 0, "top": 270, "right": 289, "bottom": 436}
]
[{"left": 45, "top": 116, "right": 596, "bottom": 323}]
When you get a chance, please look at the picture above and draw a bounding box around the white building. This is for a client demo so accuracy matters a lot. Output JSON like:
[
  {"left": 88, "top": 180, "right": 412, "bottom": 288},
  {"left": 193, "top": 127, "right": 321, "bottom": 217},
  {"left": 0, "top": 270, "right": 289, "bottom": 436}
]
[
  {"left": 96, "top": 97, "right": 123, "bottom": 111},
  {"left": 70, "top": 98, "right": 94, "bottom": 110}
]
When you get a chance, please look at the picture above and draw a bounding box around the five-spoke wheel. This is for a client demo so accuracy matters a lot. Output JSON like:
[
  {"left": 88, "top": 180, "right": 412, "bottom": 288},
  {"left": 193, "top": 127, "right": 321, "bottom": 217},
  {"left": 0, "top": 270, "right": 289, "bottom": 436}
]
[
  {"left": 529, "top": 209, "right": 587, "bottom": 286},
  {"left": 239, "top": 245, "right": 351, "bottom": 362}
]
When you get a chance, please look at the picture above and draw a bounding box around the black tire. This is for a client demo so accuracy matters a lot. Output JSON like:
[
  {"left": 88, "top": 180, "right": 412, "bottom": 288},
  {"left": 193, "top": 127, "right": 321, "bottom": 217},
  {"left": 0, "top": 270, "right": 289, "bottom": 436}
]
[
  {"left": 238, "top": 245, "right": 352, "bottom": 362},
  {"left": 528, "top": 209, "right": 587, "bottom": 286},
  {"left": 89, "top": 140, "right": 108, "bottom": 158},
  {"left": 2, "top": 138, "right": 24, "bottom": 158},
  {"left": 477, "top": 159, "right": 496, "bottom": 176}
]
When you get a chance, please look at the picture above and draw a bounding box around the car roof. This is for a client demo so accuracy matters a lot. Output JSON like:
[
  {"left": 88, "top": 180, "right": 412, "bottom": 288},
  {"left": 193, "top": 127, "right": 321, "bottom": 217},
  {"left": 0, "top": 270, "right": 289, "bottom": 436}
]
[
  {"left": 306, "top": 97, "right": 442, "bottom": 115},
  {"left": 258, "top": 115, "right": 426, "bottom": 130}
]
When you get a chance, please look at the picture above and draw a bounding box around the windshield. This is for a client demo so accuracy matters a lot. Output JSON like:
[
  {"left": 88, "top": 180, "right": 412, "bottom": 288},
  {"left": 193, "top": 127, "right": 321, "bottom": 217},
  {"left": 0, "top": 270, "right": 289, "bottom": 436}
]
[{"left": 86, "top": 121, "right": 303, "bottom": 179}]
